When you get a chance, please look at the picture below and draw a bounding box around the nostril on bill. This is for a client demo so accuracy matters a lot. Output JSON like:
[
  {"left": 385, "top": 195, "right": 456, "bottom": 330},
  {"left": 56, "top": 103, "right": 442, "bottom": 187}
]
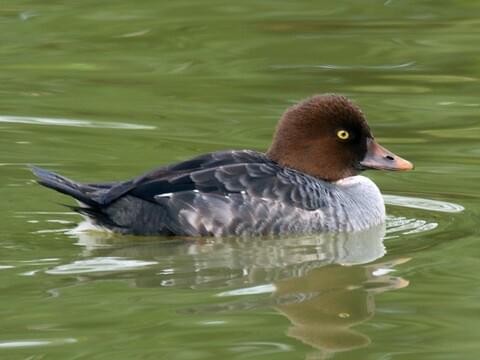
[{"left": 385, "top": 155, "right": 394, "bottom": 161}]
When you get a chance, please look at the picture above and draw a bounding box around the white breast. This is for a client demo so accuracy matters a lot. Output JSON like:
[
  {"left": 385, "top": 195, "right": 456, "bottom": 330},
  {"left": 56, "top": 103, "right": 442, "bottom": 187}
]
[{"left": 331, "top": 175, "right": 386, "bottom": 231}]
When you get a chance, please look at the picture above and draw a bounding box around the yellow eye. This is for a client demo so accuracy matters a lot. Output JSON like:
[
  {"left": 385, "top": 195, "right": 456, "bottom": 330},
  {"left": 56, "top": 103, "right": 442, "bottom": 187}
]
[{"left": 337, "top": 129, "right": 350, "bottom": 140}]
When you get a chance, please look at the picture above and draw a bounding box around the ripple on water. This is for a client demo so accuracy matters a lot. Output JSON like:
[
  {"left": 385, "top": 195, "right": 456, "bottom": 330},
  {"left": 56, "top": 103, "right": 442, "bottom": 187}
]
[
  {"left": 384, "top": 194, "right": 464, "bottom": 237},
  {"left": 45, "top": 257, "right": 157, "bottom": 275},
  {"left": 270, "top": 62, "right": 416, "bottom": 70},
  {"left": 0, "top": 115, "right": 155, "bottom": 130},
  {"left": 386, "top": 215, "right": 438, "bottom": 237},
  {"left": 0, "top": 338, "right": 77, "bottom": 348},
  {"left": 384, "top": 194, "right": 464, "bottom": 213}
]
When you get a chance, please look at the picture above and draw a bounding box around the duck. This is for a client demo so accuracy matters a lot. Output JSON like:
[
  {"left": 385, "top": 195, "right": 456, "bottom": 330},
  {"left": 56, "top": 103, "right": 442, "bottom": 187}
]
[{"left": 32, "top": 94, "right": 413, "bottom": 237}]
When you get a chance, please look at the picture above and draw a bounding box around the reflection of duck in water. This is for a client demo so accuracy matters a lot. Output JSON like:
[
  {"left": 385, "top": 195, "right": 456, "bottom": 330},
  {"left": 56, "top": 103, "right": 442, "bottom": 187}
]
[
  {"left": 68, "top": 222, "right": 388, "bottom": 283},
  {"left": 274, "top": 258, "right": 409, "bottom": 358},
  {"left": 33, "top": 95, "right": 412, "bottom": 236},
  {"left": 51, "top": 223, "right": 408, "bottom": 358}
]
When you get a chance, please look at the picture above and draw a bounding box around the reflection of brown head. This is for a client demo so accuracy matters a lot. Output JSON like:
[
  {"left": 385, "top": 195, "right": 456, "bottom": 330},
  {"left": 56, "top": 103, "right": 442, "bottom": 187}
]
[{"left": 274, "top": 259, "right": 409, "bottom": 354}]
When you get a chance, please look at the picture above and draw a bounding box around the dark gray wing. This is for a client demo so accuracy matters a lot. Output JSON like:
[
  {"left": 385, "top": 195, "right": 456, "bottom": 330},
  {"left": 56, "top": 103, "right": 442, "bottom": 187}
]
[
  {"left": 96, "top": 149, "right": 328, "bottom": 211},
  {"left": 147, "top": 164, "right": 331, "bottom": 236},
  {"left": 90, "top": 150, "right": 331, "bottom": 236},
  {"left": 134, "top": 162, "right": 327, "bottom": 211},
  {"left": 90, "top": 150, "right": 270, "bottom": 205}
]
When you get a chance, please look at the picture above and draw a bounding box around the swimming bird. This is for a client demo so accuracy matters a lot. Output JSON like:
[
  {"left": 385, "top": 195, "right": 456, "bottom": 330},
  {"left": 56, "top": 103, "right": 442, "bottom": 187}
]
[{"left": 32, "top": 95, "right": 413, "bottom": 237}]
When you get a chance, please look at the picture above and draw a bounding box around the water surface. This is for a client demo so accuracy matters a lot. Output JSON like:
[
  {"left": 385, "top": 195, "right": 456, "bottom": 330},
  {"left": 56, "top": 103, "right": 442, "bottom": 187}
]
[{"left": 1, "top": 1, "right": 479, "bottom": 359}]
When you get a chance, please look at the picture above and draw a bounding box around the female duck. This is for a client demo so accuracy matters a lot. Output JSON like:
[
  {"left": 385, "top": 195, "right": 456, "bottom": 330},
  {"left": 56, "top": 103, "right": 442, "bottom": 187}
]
[{"left": 32, "top": 95, "right": 413, "bottom": 236}]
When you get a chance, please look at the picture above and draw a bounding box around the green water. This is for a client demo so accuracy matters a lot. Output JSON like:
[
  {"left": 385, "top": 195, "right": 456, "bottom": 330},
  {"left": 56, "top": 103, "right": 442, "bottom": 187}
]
[{"left": 1, "top": 1, "right": 479, "bottom": 359}]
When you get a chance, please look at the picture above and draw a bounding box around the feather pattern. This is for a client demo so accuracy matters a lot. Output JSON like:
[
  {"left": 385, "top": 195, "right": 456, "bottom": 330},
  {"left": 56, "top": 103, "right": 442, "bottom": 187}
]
[{"left": 32, "top": 150, "right": 385, "bottom": 236}]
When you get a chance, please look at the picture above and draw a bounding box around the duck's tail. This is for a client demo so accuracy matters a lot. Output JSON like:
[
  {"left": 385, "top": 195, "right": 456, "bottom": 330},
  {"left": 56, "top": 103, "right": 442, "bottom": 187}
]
[
  {"left": 31, "top": 166, "right": 169, "bottom": 234},
  {"left": 30, "top": 166, "right": 100, "bottom": 208}
]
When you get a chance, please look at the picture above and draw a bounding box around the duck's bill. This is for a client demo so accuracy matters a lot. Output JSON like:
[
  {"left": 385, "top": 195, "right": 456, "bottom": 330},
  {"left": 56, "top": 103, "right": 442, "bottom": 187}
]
[{"left": 359, "top": 138, "right": 413, "bottom": 171}]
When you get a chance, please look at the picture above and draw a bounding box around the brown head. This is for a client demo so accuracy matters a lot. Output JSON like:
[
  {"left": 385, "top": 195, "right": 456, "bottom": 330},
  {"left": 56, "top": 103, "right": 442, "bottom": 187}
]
[{"left": 266, "top": 95, "right": 413, "bottom": 181}]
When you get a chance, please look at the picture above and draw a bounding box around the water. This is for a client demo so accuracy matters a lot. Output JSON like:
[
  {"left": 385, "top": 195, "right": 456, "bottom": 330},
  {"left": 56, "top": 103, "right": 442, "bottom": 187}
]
[{"left": 1, "top": 1, "right": 479, "bottom": 359}]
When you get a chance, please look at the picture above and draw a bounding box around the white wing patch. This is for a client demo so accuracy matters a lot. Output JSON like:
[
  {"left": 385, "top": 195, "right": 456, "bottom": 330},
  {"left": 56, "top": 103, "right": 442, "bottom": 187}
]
[{"left": 155, "top": 192, "right": 173, "bottom": 198}]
